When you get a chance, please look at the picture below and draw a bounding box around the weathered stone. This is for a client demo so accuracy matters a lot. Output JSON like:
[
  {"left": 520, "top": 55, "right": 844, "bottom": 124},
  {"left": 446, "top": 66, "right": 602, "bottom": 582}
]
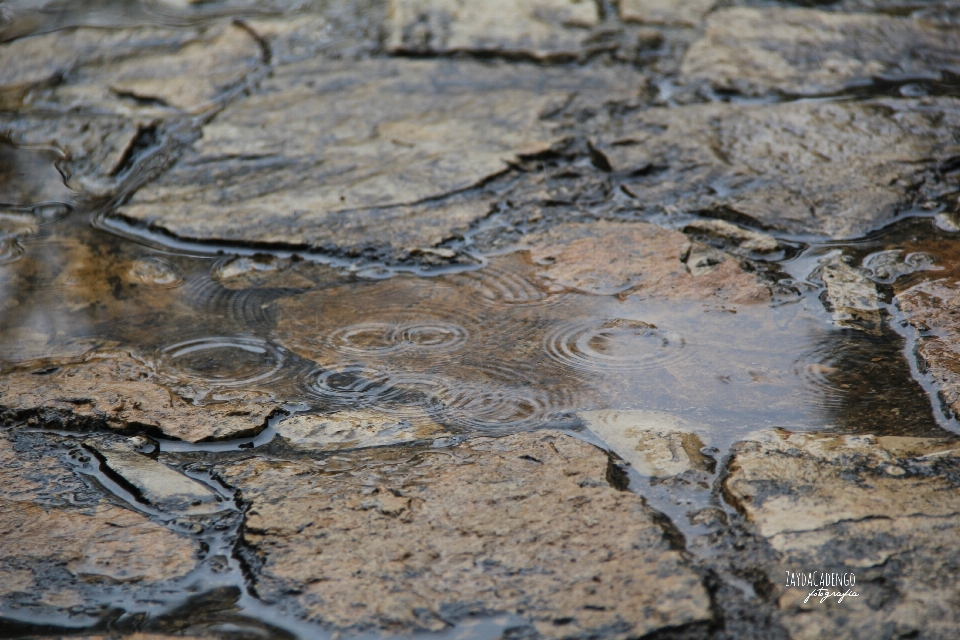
[
  {"left": 220, "top": 431, "right": 712, "bottom": 635},
  {"left": 87, "top": 438, "right": 224, "bottom": 514},
  {"left": 0, "top": 430, "right": 198, "bottom": 616},
  {"left": 579, "top": 409, "right": 712, "bottom": 477},
  {"left": 521, "top": 220, "right": 770, "bottom": 302},
  {"left": 820, "top": 255, "right": 881, "bottom": 333},
  {"left": 116, "top": 58, "right": 644, "bottom": 256},
  {"left": 387, "top": 0, "right": 599, "bottom": 59},
  {"left": 0, "top": 351, "right": 276, "bottom": 442},
  {"left": 683, "top": 219, "right": 779, "bottom": 253},
  {"left": 595, "top": 98, "right": 960, "bottom": 239},
  {"left": 724, "top": 430, "right": 960, "bottom": 638},
  {"left": 0, "top": 142, "right": 74, "bottom": 208},
  {"left": 620, "top": 0, "right": 715, "bottom": 27},
  {"left": 276, "top": 409, "right": 450, "bottom": 451},
  {"left": 681, "top": 7, "right": 960, "bottom": 95}
]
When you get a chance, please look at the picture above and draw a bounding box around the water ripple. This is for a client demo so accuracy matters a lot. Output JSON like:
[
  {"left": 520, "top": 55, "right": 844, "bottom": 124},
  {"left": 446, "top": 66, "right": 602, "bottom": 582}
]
[
  {"left": 543, "top": 318, "right": 688, "bottom": 373},
  {"left": 160, "top": 336, "right": 285, "bottom": 388}
]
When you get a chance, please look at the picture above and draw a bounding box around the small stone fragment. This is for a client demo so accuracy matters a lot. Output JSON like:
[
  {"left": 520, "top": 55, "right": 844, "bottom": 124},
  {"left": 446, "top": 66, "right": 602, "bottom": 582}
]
[
  {"left": 220, "top": 431, "right": 712, "bottom": 636},
  {"left": 387, "top": 0, "right": 599, "bottom": 59},
  {"left": 620, "top": 0, "right": 715, "bottom": 27},
  {"left": 820, "top": 255, "right": 881, "bottom": 333},
  {"left": 0, "top": 352, "right": 276, "bottom": 442},
  {"left": 276, "top": 409, "right": 450, "bottom": 451},
  {"left": 579, "top": 409, "right": 712, "bottom": 477},
  {"left": 681, "top": 7, "right": 960, "bottom": 95},
  {"left": 87, "top": 439, "right": 224, "bottom": 514},
  {"left": 522, "top": 220, "right": 770, "bottom": 302},
  {"left": 724, "top": 429, "right": 960, "bottom": 638},
  {"left": 684, "top": 219, "right": 779, "bottom": 253}
]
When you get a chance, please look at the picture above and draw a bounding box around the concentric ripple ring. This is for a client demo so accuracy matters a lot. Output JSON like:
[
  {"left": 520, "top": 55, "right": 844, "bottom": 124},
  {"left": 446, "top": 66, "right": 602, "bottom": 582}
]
[{"left": 544, "top": 318, "right": 688, "bottom": 373}]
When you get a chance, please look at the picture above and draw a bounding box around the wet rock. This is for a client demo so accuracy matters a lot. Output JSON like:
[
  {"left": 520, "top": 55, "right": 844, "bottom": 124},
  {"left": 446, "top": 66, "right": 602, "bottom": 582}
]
[
  {"left": 819, "top": 255, "right": 881, "bottom": 333},
  {"left": 0, "top": 430, "right": 198, "bottom": 617},
  {"left": 87, "top": 438, "right": 224, "bottom": 514},
  {"left": 595, "top": 98, "right": 960, "bottom": 239},
  {"left": 681, "top": 7, "right": 960, "bottom": 96},
  {"left": 0, "top": 351, "right": 276, "bottom": 442},
  {"left": 221, "top": 430, "right": 712, "bottom": 635},
  {"left": 724, "top": 430, "right": 960, "bottom": 638},
  {"left": 5, "top": 22, "right": 263, "bottom": 114},
  {"left": 862, "top": 249, "right": 937, "bottom": 284},
  {"left": 522, "top": 220, "right": 770, "bottom": 302},
  {"left": 683, "top": 219, "right": 779, "bottom": 254},
  {"left": 276, "top": 409, "right": 450, "bottom": 451},
  {"left": 896, "top": 278, "right": 960, "bottom": 417},
  {"left": 116, "top": 58, "right": 643, "bottom": 257},
  {"left": 211, "top": 254, "right": 316, "bottom": 290},
  {"left": 387, "top": 0, "right": 599, "bottom": 59},
  {"left": 620, "top": 0, "right": 715, "bottom": 27},
  {"left": 579, "top": 409, "right": 712, "bottom": 477},
  {"left": 0, "top": 142, "right": 74, "bottom": 208}
]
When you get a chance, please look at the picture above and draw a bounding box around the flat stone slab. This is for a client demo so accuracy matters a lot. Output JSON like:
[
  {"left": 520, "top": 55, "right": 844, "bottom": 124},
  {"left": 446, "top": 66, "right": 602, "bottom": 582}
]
[
  {"left": 0, "top": 430, "right": 198, "bottom": 618},
  {"left": 0, "top": 352, "right": 276, "bottom": 442},
  {"left": 116, "top": 58, "right": 644, "bottom": 255},
  {"left": 220, "top": 430, "right": 712, "bottom": 635},
  {"left": 620, "top": 0, "right": 715, "bottom": 27},
  {"left": 681, "top": 7, "right": 960, "bottom": 95},
  {"left": 387, "top": 0, "right": 599, "bottom": 59},
  {"left": 725, "top": 430, "right": 960, "bottom": 638},
  {"left": 275, "top": 409, "right": 451, "bottom": 451},
  {"left": 592, "top": 98, "right": 960, "bottom": 239}
]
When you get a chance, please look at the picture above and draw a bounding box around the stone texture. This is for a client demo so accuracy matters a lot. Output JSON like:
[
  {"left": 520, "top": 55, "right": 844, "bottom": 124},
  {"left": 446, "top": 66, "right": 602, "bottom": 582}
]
[
  {"left": 521, "top": 220, "right": 770, "bottom": 302},
  {"left": 683, "top": 219, "right": 779, "bottom": 254},
  {"left": 593, "top": 98, "right": 960, "bottom": 239},
  {"left": 0, "top": 430, "right": 198, "bottom": 617},
  {"left": 275, "top": 409, "right": 450, "bottom": 451},
  {"left": 387, "top": 0, "right": 599, "bottom": 59},
  {"left": 221, "top": 431, "right": 712, "bottom": 635},
  {"left": 724, "top": 430, "right": 960, "bottom": 639},
  {"left": 620, "top": 0, "right": 715, "bottom": 27},
  {"left": 579, "top": 409, "right": 712, "bottom": 477},
  {"left": 0, "top": 351, "right": 277, "bottom": 442},
  {"left": 116, "top": 58, "right": 644, "bottom": 255},
  {"left": 681, "top": 7, "right": 960, "bottom": 95},
  {"left": 88, "top": 438, "right": 225, "bottom": 514},
  {"left": 820, "top": 255, "right": 881, "bottom": 333}
]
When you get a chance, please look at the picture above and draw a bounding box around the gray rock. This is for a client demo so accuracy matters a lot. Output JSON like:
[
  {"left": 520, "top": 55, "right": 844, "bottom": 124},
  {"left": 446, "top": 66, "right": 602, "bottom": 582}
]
[
  {"left": 681, "top": 7, "right": 960, "bottom": 95},
  {"left": 820, "top": 255, "right": 881, "bottom": 333},
  {"left": 620, "top": 0, "right": 715, "bottom": 27},
  {"left": 275, "top": 409, "right": 451, "bottom": 451},
  {"left": 221, "top": 430, "right": 713, "bottom": 636}
]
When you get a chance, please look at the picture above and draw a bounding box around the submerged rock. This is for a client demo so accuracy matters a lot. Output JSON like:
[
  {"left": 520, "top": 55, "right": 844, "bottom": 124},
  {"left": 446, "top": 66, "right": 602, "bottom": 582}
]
[
  {"left": 220, "top": 431, "right": 712, "bottom": 636},
  {"left": 579, "top": 409, "right": 712, "bottom": 477},
  {"left": 594, "top": 98, "right": 960, "bottom": 239},
  {"left": 522, "top": 220, "right": 770, "bottom": 302},
  {"left": 724, "top": 430, "right": 960, "bottom": 638},
  {"left": 387, "top": 0, "right": 599, "bottom": 59},
  {"left": 115, "top": 58, "right": 643, "bottom": 257},
  {"left": 0, "top": 430, "right": 198, "bottom": 618},
  {"left": 87, "top": 438, "right": 224, "bottom": 514},
  {"left": 681, "top": 7, "right": 960, "bottom": 95},
  {"left": 275, "top": 409, "right": 450, "bottom": 451},
  {"left": 0, "top": 352, "right": 276, "bottom": 442}
]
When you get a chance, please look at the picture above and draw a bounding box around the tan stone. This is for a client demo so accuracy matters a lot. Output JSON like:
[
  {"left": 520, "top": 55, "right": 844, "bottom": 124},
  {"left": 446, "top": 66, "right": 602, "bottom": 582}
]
[
  {"left": 683, "top": 219, "right": 779, "bottom": 253},
  {"left": 681, "top": 7, "right": 960, "bottom": 95},
  {"left": 522, "top": 220, "right": 770, "bottom": 302},
  {"left": 0, "top": 432, "right": 197, "bottom": 611},
  {"left": 221, "top": 431, "right": 712, "bottom": 635},
  {"left": 0, "top": 351, "right": 276, "bottom": 442},
  {"left": 387, "top": 0, "right": 599, "bottom": 59},
  {"left": 596, "top": 98, "right": 960, "bottom": 239},
  {"left": 579, "top": 409, "right": 711, "bottom": 477},
  {"left": 620, "top": 0, "right": 715, "bottom": 26},
  {"left": 116, "top": 58, "right": 643, "bottom": 254},
  {"left": 819, "top": 256, "right": 881, "bottom": 333},
  {"left": 725, "top": 430, "right": 960, "bottom": 638},
  {"left": 276, "top": 409, "right": 450, "bottom": 451}
]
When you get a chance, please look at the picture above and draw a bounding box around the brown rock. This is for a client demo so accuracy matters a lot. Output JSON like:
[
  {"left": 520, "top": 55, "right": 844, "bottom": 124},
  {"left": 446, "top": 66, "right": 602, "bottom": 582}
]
[
  {"left": 387, "top": 0, "right": 599, "bottom": 59},
  {"left": 595, "top": 99, "right": 960, "bottom": 239},
  {"left": 620, "top": 0, "right": 715, "bottom": 27},
  {"left": 116, "top": 58, "right": 643, "bottom": 255},
  {"left": 819, "top": 255, "right": 881, "bottom": 333},
  {"left": 681, "top": 7, "right": 960, "bottom": 95},
  {"left": 0, "top": 430, "right": 198, "bottom": 615},
  {"left": 275, "top": 409, "right": 451, "bottom": 451},
  {"left": 522, "top": 220, "right": 770, "bottom": 302},
  {"left": 683, "top": 219, "right": 779, "bottom": 253},
  {"left": 221, "top": 431, "right": 712, "bottom": 635},
  {"left": 724, "top": 430, "right": 960, "bottom": 638},
  {"left": 0, "top": 351, "right": 276, "bottom": 442}
]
